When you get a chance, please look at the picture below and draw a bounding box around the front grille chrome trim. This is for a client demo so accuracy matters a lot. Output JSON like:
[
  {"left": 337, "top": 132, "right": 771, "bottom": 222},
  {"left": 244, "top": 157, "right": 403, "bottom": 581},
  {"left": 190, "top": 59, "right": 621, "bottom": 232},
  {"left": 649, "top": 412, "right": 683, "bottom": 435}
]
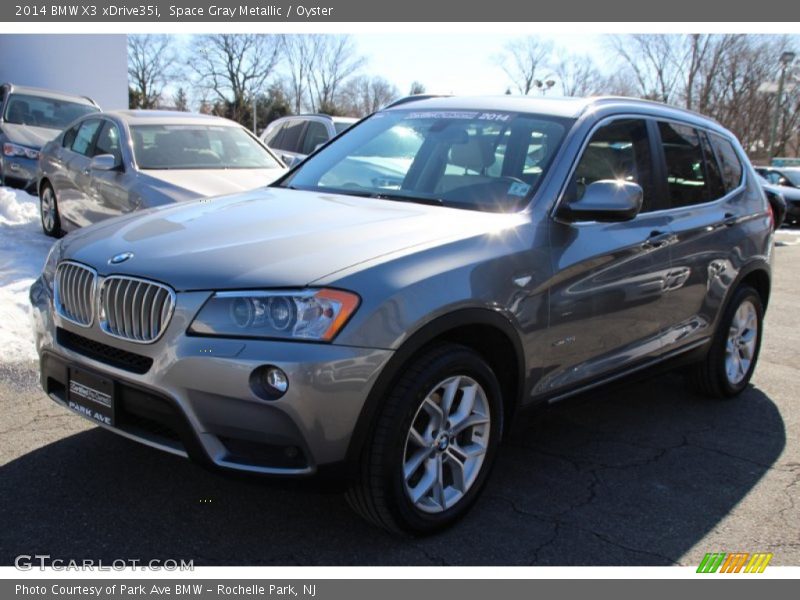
[
  {"left": 54, "top": 261, "right": 97, "bottom": 328},
  {"left": 99, "top": 275, "right": 176, "bottom": 344}
]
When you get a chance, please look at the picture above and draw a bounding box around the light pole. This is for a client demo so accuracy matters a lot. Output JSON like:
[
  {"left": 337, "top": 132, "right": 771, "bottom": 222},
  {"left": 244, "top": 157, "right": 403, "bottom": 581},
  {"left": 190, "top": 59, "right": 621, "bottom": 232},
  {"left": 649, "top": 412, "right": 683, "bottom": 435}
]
[
  {"left": 533, "top": 79, "right": 556, "bottom": 96},
  {"left": 767, "top": 50, "right": 795, "bottom": 161}
]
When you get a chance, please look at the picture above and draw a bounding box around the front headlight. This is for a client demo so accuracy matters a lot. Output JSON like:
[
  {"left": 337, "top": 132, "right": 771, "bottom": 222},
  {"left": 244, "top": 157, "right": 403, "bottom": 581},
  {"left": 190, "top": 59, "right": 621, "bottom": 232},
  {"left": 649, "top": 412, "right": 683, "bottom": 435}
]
[
  {"left": 188, "top": 289, "right": 360, "bottom": 342},
  {"left": 3, "top": 142, "right": 40, "bottom": 160},
  {"left": 42, "top": 240, "right": 62, "bottom": 293}
]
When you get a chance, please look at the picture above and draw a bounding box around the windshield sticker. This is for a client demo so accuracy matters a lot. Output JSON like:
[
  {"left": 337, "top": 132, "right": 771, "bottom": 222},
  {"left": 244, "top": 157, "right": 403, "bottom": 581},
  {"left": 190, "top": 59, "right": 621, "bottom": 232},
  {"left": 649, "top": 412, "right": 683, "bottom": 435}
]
[
  {"left": 476, "top": 113, "right": 511, "bottom": 122},
  {"left": 508, "top": 182, "right": 531, "bottom": 197},
  {"left": 406, "top": 111, "right": 480, "bottom": 120}
]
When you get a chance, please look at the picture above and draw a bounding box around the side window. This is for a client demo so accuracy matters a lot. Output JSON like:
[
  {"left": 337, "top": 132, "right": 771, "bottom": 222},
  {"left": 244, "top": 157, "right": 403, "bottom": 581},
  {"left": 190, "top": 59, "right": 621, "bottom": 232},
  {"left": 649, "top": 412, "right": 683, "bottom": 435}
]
[
  {"left": 658, "top": 121, "right": 715, "bottom": 208},
  {"left": 94, "top": 121, "right": 122, "bottom": 164},
  {"left": 301, "top": 121, "right": 329, "bottom": 155},
  {"left": 570, "top": 119, "right": 656, "bottom": 212},
  {"left": 708, "top": 133, "right": 743, "bottom": 192},
  {"left": 280, "top": 120, "right": 305, "bottom": 152},
  {"left": 70, "top": 119, "right": 101, "bottom": 157},
  {"left": 262, "top": 122, "right": 285, "bottom": 147},
  {"left": 699, "top": 132, "right": 726, "bottom": 200},
  {"left": 62, "top": 124, "right": 80, "bottom": 148}
]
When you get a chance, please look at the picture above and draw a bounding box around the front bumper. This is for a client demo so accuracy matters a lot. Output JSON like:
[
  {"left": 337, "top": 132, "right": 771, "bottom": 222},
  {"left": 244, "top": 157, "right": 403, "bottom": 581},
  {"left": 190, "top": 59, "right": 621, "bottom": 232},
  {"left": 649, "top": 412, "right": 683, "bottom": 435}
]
[{"left": 30, "top": 277, "right": 393, "bottom": 476}]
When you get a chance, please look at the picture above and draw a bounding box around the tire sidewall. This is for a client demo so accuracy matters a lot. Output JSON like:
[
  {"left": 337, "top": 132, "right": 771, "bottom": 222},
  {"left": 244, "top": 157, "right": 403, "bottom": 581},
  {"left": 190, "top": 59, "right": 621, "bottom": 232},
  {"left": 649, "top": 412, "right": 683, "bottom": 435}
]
[
  {"left": 383, "top": 347, "right": 504, "bottom": 534},
  {"left": 40, "top": 184, "right": 61, "bottom": 237},
  {"left": 715, "top": 287, "right": 764, "bottom": 396}
]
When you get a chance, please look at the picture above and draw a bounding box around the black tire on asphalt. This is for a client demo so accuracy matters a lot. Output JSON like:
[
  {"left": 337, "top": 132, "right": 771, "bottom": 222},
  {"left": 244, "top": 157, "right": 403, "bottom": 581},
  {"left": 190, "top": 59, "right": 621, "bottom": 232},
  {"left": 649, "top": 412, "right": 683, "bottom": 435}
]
[
  {"left": 39, "top": 182, "right": 63, "bottom": 238},
  {"left": 346, "top": 343, "right": 504, "bottom": 535},
  {"left": 687, "top": 285, "right": 764, "bottom": 399}
]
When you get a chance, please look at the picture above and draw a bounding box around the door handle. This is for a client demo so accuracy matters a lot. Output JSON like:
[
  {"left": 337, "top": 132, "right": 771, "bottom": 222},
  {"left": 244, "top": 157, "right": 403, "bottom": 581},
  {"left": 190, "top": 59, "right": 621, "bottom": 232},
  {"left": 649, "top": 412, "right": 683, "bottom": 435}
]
[
  {"left": 722, "top": 213, "right": 737, "bottom": 227},
  {"left": 641, "top": 230, "right": 672, "bottom": 251},
  {"left": 83, "top": 168, "right": 91, "bottom": 176}
]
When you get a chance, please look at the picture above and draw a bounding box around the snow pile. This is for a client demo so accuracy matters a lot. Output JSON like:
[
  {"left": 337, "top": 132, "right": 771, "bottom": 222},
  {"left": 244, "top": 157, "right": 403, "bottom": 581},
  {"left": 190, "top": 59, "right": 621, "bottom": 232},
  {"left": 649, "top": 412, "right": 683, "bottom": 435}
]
[{"left": 0, "top": 187, "right": 55, "bottom": 363}]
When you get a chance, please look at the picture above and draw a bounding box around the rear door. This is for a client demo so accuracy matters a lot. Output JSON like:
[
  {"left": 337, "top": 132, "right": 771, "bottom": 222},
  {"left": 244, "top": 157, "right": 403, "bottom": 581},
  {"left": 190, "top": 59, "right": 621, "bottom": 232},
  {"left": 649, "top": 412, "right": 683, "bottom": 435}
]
[
  {"left": 543, "top": 117, "right": 677, "bottom": 394},
  {"left": 653, "top": 121, "right": 750, "bottom": 351}
]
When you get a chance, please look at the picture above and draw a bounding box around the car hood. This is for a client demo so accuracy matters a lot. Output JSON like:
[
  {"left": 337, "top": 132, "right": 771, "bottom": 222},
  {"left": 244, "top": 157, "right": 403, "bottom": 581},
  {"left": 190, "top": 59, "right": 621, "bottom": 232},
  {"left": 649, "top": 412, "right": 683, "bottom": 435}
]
[
  {"left": 1, "top": 123, "right": 61, "bottom": 148},
  {"left": 62, "top": 187, "right": 526, "bottom": 291},
  {"left": 141, "top": 167, "right": 287, "bottom": 197}
]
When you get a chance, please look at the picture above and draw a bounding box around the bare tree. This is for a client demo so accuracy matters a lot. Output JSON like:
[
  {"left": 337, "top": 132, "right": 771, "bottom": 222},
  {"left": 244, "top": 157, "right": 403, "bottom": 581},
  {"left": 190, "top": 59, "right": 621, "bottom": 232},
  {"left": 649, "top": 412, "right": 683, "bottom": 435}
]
[
  {"left": 409, "top": 81, "right": 426, "bottom": 95},
  {"left": 173, "top": 87, "right": 189, "bottom": 111},
  {"left": 307, "top": 35, "right": 366, "bottom": 113},
  {"left": 128, "top": 34, "right": 178, "bottom": 108},
  {"left": 282, "top": 35, "right": 318, "bottom": 113},
  {"left": 494, "top": 37, "right": 554, "bottom": 95},
  {"left": 187, "top": 34, "right": 282, "bottom": 123},
  {"left": 339, "top": 75, "right": 399, "bottom": 116},
  {"left": 609, "top": 34, "right": 685, "bottom": 103},
  {"left": 553, "top": 53, "right": 604, "bottom": 97}
]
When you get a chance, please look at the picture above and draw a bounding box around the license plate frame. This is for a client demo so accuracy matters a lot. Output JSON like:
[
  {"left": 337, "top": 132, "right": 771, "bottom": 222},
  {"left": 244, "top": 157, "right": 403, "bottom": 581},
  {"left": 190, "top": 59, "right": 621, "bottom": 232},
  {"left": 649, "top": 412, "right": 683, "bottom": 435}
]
[{"left": 67, "top": 367, "right": 115, "bottom": 427}]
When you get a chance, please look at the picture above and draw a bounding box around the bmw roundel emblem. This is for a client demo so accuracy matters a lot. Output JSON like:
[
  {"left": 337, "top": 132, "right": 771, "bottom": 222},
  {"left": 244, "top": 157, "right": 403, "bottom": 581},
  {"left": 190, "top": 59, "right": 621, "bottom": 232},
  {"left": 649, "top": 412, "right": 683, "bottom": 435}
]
[{"left": 109, "top": 252, "right": 134, "bottom": 265}]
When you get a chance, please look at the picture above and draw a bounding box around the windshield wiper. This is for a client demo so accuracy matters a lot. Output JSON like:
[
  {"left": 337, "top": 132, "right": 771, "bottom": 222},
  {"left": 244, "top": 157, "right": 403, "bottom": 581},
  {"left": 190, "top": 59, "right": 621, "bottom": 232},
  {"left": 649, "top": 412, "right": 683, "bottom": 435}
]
[{"left": 368, "top": 192, "right": 446, "bottom": 207}]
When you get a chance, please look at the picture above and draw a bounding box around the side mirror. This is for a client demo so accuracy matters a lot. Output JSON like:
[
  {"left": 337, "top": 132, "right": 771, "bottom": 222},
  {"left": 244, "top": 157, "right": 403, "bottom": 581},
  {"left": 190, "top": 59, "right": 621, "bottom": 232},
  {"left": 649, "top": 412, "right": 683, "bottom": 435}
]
[
  {"left": 558, "top": 180, "right": 643, "bottom": 223},
  {"left": 90, "top": 154, "right": 120, "bottom": 171}
]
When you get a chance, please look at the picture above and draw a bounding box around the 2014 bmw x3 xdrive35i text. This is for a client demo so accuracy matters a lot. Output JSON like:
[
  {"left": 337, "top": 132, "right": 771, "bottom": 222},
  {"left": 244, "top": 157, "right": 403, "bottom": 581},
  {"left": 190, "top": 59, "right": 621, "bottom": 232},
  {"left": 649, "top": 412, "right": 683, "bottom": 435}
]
[{"left": 30, "top": 96, "right": 772, "bottom": 534}]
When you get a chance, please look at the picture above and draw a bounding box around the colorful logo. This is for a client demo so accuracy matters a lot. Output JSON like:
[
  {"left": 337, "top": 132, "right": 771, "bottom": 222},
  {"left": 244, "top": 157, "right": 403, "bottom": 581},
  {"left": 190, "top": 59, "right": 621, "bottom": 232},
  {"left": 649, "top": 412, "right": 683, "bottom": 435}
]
[{"left": 696, "top": 552, "right": 773, "bottom": 573}]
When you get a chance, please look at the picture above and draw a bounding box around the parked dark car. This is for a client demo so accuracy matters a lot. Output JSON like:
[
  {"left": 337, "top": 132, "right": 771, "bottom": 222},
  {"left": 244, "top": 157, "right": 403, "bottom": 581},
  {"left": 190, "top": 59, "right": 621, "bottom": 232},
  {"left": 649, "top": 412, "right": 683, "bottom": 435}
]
[
  {"left": 0, "top": 83, "right": 99, "bottom": 190},
  {"left": 31, "top": 96, "right": 772, "bottom": 534},
  {"left": 755, "top": 172, "right": 798, "bottom": 227},
  {"left": 260, "top": 114, "right": 357, "bottom": 166},
  {"left": 37, "top": 110, "right": 287, "bottom": 236}
]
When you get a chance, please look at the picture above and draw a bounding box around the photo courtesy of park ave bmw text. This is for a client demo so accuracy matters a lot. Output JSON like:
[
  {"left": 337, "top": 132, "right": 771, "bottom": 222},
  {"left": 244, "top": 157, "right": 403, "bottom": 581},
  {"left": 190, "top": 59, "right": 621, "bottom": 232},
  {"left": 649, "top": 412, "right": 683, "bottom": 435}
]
[{"left": 0, "top": 0, "right": 798, "bottom": 595}]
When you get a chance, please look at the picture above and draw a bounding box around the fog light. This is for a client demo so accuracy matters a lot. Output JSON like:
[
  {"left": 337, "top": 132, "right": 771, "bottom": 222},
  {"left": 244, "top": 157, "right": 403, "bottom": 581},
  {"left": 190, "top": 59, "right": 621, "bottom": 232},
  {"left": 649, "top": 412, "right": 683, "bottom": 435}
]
[{"left": 250, "top": 365, "right": 289, "bottom": 400}]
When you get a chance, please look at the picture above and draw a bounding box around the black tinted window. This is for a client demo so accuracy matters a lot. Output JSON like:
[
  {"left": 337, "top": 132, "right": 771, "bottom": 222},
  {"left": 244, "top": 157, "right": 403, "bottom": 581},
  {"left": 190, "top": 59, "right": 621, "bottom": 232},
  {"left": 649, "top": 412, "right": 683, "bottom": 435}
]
[
  {"left": 62, "top": 124, "right": 79, "bottom": 148},
  {"left": 709, "top": 133, "right": 743, "bottom": 192},
  {"left": 262, "top": 122, "right": 285, "bottom": 147},
  {"left": 279, "top": 120, "right": 305, "bottom": 152},
  {"left": 70, "top": 119, "right": 101, "bottom": 156},
  {"left": 302, "top": 121, "right": 329, "bottom": 154},
  {"left": 700, "top": 132, "right": 726, "bottom": 200},
  {"left": 659, "top": 121, "right": 715, "bottom": 208},
  {"left": 570, "top": 119, "right": 656, "bottom": 212}
]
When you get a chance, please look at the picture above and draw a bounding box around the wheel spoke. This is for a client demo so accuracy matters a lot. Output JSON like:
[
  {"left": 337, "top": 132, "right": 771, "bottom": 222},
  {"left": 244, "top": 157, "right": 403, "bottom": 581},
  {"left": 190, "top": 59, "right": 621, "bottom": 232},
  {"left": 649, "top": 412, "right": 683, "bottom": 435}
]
[
  {"left": 440, "top": 377, "right": 460, "bottom": 419},
  {"left": 450, "top": 412, "right": 490, "bottom": 436},
  {"left": 404, "top": 448, "right": 430, "bottom": 481},
  {"left": 407, "top": 423, "right": 428, "bottom": 448},
  {"left": 432, "top": 456, "right": 446, "bottom": 508},
  {"left": 444, "top": 450, "right": 467, "bottom": 492},
  {"left": 409, "top": 458, "right": 437, "bottom": 504},
  {"left": 421, "top": 397, "right": 444, "bottom": 431}
]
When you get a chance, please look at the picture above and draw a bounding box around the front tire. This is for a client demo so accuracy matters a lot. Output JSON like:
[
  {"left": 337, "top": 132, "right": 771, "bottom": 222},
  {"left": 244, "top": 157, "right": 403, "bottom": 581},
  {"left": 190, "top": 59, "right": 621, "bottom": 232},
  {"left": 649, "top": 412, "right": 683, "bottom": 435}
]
[
  {"left": 687, "top": 285, "right": 764, "bottom": 398},
  {"left": 39, "top": 183, "right": 62, "bottom": 238},
  {"left": 346, "top": 344, "right": 503, "bottom": 535}
]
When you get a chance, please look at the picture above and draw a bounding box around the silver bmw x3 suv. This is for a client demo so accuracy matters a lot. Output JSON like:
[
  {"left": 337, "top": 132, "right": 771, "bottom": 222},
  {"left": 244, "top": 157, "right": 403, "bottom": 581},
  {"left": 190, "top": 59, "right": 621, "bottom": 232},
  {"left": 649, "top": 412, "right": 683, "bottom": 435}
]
[{"left": 30, "top": 96, "right": 773, "bottom": 534}]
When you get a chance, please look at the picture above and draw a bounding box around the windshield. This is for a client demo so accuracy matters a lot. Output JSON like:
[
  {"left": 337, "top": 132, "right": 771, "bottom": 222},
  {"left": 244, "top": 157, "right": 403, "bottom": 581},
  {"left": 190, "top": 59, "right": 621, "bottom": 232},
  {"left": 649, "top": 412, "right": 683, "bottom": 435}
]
[
  {"left": 281, "top": 109, "right": 570, "bottom": 212},
  {"left": 3, "top": 93, "right": 98, "bottom": 129},
  {"left": 131, "top": 124, "right": 281, "bottom": 170}
]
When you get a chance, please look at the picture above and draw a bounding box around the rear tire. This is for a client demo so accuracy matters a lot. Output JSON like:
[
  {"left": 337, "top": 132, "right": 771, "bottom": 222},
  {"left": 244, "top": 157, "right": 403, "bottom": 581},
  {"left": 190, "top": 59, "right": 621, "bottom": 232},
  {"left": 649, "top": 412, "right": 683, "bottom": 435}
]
[
  {"left": 346, "top": 343, "right": 503, "bottom": 535},
  {"left": 39, "top": 183, "right": 63, "bottom": 238},
  {"left": 687, "top": 285, "right": 763, "bottom": 398}
]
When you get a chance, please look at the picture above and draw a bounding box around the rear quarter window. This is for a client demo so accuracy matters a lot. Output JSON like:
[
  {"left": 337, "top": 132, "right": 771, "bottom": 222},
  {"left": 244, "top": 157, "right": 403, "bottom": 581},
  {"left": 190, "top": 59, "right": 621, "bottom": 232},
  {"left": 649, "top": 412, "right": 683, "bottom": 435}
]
[{"left": 708, "top": 133, "right": 744, "bottom": 192}]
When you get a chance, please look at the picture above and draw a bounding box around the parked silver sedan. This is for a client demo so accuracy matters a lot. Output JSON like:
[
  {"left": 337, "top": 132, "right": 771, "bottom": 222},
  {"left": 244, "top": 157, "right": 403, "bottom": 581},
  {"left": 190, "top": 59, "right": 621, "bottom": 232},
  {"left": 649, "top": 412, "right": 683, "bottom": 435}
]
[{"left": 37, "top": 110, "right": 287, "bottom": 237}]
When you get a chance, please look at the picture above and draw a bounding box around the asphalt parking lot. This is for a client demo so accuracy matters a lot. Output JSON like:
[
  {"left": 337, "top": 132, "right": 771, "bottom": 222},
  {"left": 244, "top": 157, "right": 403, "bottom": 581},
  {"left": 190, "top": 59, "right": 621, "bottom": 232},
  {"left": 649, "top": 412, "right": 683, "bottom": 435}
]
[{"left": 1, "top": 239, "right": 798, "bottom": 567}]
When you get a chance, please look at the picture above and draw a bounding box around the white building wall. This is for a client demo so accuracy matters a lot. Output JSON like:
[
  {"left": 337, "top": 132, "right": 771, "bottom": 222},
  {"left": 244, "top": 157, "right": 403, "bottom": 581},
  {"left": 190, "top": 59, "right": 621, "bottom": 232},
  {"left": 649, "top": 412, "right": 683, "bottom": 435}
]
[{"left": 0, "top": 34, "right": 127, "bottom": 110}]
